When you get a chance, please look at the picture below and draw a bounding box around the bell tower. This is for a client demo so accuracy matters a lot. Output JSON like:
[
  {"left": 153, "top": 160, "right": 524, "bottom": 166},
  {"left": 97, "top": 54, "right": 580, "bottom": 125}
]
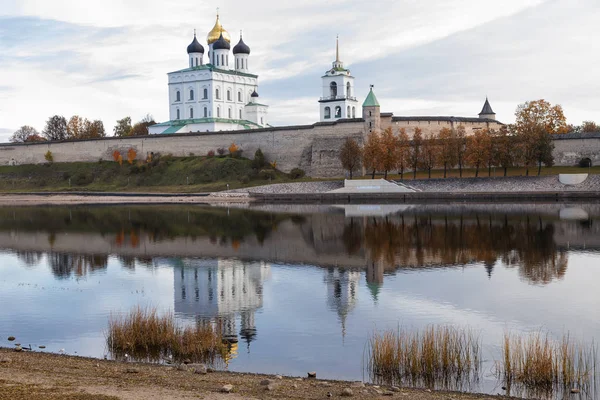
[{"left": 318, "top": 36, "right": 358, "bottom": 122}]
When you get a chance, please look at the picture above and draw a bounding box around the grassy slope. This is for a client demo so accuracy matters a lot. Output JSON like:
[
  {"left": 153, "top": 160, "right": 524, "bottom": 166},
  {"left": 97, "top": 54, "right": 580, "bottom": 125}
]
[
  {"left": 0, "top": 156, "right": 308, "bottom": 193},
  {"left": 0, "top": 156, "right": 597, "bottom": 193}
]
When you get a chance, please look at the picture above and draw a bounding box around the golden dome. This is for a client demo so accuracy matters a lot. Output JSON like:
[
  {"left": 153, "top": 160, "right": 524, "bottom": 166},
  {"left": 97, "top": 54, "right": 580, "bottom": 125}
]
[{"left": 207, "top": 14, "right": 231, "bottom": 45}]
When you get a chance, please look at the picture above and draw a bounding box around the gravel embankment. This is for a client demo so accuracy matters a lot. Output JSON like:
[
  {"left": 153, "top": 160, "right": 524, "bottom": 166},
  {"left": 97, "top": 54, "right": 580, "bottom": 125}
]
[
  {"left": 221, "top": 181, "right": 344, "bottom": 195},
  {"left": 404, "top": 175, "right": 600, "bottom": 192}
]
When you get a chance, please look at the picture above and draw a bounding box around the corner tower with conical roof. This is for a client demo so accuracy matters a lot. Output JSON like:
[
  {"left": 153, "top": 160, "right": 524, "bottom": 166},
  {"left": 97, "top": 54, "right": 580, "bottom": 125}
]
[
  {"left": 478, "top": 97, "right": 496, "bottom": 120},
  {"left": 319, "top": 36, "right": 358, "bottom": 122}
]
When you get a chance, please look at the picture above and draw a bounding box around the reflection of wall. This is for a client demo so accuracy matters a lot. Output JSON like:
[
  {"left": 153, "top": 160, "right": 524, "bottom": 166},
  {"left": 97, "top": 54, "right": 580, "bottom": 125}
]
[{"left": 173, "top": 258, "right": 270, "bottom": 344}]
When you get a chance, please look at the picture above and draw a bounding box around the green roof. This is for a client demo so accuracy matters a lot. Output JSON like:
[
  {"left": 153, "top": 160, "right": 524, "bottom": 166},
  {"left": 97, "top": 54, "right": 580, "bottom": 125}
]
[
  {"left": 168, "top": 64, "right": 258, "bottom": 79},
  {"left": 362, "top": 87, "right": 380, "bottom": 107},
  {"left": 154, "top": 117, "right": 262, "bottom": 132}
]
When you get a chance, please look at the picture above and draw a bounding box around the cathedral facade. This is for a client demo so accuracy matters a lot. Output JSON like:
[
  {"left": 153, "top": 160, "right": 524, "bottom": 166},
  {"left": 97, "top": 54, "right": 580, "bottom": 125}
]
[{"left": 150, "top": 14, "right": 269, "bottom": 135}]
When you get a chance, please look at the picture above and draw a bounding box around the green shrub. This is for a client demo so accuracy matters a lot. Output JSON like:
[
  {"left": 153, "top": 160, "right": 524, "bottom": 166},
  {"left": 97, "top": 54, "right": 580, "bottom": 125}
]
[
  {"left": 73, "top": 172, "right": 94, "bottom": 186},
  {"left": 259, "top": 169, "right": 276, "bottom": 180},
  {"left": 290, "top": 168, "right": 305, "bottom": 179},
  {"left": 44, "top": 150, "right": 54, "bottom": 163},
  {"left": 252, "top": 148, "right": 266, "bottom": 169}
]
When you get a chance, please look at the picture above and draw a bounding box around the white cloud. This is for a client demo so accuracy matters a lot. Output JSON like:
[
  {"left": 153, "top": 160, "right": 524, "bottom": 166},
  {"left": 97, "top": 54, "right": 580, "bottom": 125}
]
[{"left": 0, "top": 0, "right": 597, "bottom": 143}]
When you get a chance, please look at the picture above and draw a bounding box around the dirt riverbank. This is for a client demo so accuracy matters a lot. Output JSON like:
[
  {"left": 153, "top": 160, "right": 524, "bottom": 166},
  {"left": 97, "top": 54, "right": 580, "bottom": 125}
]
[{"left": 0, "top": 348, "right": 512, "bottom": 400}]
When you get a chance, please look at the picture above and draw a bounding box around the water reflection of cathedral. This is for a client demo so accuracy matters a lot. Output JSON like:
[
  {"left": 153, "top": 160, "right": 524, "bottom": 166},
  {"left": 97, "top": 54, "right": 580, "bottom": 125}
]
[{"left": 173, "top": 258, "right": 270, "bottom": 348}]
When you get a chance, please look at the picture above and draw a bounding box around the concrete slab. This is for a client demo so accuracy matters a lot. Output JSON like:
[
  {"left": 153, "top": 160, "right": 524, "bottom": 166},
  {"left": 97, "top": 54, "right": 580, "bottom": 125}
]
[
  {"left": 332, "top": 204, "right": 415, "bottom": 217},
  {"left": 328, "top": 179, "right": 415, "bottom": 194},
  {"left": 559, "top": 174, "right": 588, "bottom": 185}
]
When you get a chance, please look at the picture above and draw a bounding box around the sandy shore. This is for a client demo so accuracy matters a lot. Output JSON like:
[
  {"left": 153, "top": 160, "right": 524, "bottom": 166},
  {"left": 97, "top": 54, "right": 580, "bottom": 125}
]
[{"left": 0, "top": 348, "right": 509, "bottom": 400}]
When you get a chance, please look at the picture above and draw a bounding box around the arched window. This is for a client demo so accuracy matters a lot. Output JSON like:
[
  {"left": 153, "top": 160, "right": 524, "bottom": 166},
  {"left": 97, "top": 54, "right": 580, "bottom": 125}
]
[
  {"left": 335, "top": 106, "right": 342, "bottom": 118},
  {"left": 176, "top": 109, "right": 180, "bottom": 120},
  {"left": 228, "top": 108, "right": 232, "bottom": 118},
  {"left": 236, "top": 59, "right": 239, "bottom": 69},
  {"left": 369, "top": 111, "right": 372, "bottom": 117},
  {"left": 176, "top": 91, "right": 181, "bottom": 102},
  {"left": 216, "top": 88, "right": 220, "bottom": 100},
  {"left": 227, "top": 89, "right": 232, "bottom": 101},
  {"left": 204, "top": 107, "right": 208, "bottom": 118},
  {"left": 189, "top": 89, "right": 194, "bottom": 100},
  {"left": 241, "top": 59, "right": 244, "bottom": 69},
  {"left": 330, "top": 82, "right": 337, "bottom": 98},
  {"left": 352, "top": 107, "right": 356, "bottom": 118},
  {"left": 195, "top": 57, "right": 199, "bottom": 66},
  {"left": 203, "top": 88, "right": 208, "bottom": 99},
  {"left": 226, "top": 55, "right": 229, "bottom": 66},
  {"left": 190, "top": 108, "right": 194, "bottom": 118},
  {"left": 217, "top": 107, "right": 221, "bottom": 118},
  {"left": 347, "top": 106, "right": 351, "bottom": 117},
  {"left": 221, "top": 54, "right": 224, "bottom": 66},
  {"left": 239, "top": 109, "right": 242, "bottom": 119},
  {"left": 261, "top": 117, "right": 264, "bottom": 125},
  {"left": 324, "top": 107, "right": 331, "bottom": 119},
  {"left": 346, "top": 82, "right": 351, "bottom": 98},
  {"left": 238, "top": 91, "right": 242, "bottom": 102}
]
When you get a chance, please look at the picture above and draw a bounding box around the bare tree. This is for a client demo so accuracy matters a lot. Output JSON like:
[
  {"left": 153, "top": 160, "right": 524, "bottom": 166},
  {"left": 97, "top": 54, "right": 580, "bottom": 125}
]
[
  {"left": 42, "top": 115, "right": 68, "bottom": 141},
  {"left": 10, "top": 125, "right": 39, "bottom": 143}
]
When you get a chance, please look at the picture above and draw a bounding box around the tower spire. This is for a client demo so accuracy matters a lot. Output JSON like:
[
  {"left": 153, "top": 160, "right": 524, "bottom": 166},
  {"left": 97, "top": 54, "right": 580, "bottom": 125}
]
[{"left": 336, "top": 35, "right": 340, "bottom": 62}]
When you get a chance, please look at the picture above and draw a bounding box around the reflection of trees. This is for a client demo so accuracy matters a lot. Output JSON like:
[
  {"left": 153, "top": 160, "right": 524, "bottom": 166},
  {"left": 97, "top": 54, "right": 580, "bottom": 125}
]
[
  {"left": 15, "top": 251, "right": 44, "bottom": 267},
  {"left": 351, "top": 213, "right": 569, "bottom": 285},
  {"left": 48, "top": 253, "right": 108, "bottom": 279}
]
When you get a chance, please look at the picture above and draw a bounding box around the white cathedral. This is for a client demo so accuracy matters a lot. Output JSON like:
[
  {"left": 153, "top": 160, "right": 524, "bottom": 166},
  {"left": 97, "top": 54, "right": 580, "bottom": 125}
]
[{"left": 150, "top": 14, "right": 269, "bottom": 134}]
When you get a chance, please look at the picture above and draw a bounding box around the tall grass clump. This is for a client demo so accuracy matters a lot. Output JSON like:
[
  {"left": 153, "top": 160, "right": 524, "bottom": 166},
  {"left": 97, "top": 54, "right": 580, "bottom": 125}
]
[
  {"left": 107, "top": 306, "right": 227, "bottom": 364},
  {"left": 499, "top": 331, "right": 597, "bottom": 393},
  {"left": 367, "top": 325, "right": 481, "bottom": 389}
]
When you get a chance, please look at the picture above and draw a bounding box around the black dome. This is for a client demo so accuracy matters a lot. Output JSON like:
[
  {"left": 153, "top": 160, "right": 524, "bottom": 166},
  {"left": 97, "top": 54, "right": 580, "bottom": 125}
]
[
  {"left": 233, "top": 36, "right": 250, "bottom": 55},
  {"left": 251, "top": 90, "right": 259, "bottom": 98},
  {"left": 187, "top": 35, "right": 204, "bottom": 54},
  {"left": 213, "top": 33, "right": 230, "bottom": 50}
]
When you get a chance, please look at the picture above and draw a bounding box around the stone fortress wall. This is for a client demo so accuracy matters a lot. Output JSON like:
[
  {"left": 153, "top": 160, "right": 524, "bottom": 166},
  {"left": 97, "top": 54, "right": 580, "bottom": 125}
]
[{"left": 0, "top": 120, "right": 598, "bottom": 178}]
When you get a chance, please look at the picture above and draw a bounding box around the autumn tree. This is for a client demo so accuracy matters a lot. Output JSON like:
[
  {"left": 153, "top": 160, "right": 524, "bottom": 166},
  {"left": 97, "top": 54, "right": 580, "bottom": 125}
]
[
  {"left": 67, "top": 115, "right": 85, "bottom": 139},
  {"left": 82, "top": 119, "right": 106, "bottom": 139},
  {"left": 125, "top": 115, "right": 155, "bottom": 137},
  {"left": 113, "top": 117, "right": 132, "bottom": 137},
  {"left": 127, "top": 148, "right": 137, "bottom": 164},
  {"left": 25, "top": 134, "right": 45, "bottom": 142},
  {"left": 580, "top": 121, "right": 599, "bottom": 133},
  {"left": 339, "top": 138, "right": 362, "bottom": 179},
  {"left": 10, "top": 125, "right": 40, "bottom": 143},
  {"left": 420, "top": 132, "right": 439, "bottom": 179},
  {"left": 363, "top": 130, "right": 381, "bottom": 179},
  {"left": 485, "top": 129, "right": 498, "bottom": 176},
  {"left": 514, "top": 99, "right": 567, "bottom": 175},
  {"left": 380, "top": 127, "right": 399, "bottom": 179},
  {"left": 465, "top": 129, "right": 491, "bottom": 177},
  {"left": 437, "top": 127, "right": 457, "bottom": 178},
  {"left": 42, "top": 115, "right": 68, "bottom": 141},
  {"left": 409, "top": 127, "right": 423, "bottom": 179},
  {"left": 228, "top": 142, "right": 240, "bottom": 158},
  {"left": 495, "top": 126, "right": 519, "bottom": 176},
  {"left": 397, "top": 128, "right": 410, "bottom": 180},
  {"left": 453, "top": 125, "right": 467, "bottom": 177}
]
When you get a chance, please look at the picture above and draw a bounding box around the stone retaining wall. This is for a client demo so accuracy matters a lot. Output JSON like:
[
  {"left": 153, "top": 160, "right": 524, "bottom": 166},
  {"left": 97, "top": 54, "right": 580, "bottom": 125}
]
[{"left": 0, "top": 124, "right": 597, "bottom": 177}]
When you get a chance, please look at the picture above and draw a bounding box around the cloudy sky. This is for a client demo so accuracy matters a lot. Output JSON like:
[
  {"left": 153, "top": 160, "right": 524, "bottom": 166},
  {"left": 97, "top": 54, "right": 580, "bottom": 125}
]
[{"left": 0, "top": 0, "right": 599, "bottom": 141}]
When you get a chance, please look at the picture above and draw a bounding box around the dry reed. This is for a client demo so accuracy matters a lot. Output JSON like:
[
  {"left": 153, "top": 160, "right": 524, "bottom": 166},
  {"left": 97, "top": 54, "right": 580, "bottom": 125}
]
[
  {"left": 500, "top": 331, "right": 597, "bottom": 392},
  {"left": 107, "top": 306, "right": 227, "bottom": 364},
  {"left": 367, "top": 325, "right": 481, "bottom": 389}
]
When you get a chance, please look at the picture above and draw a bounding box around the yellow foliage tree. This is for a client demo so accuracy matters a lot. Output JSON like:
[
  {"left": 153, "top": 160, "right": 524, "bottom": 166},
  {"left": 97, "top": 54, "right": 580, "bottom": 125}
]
[
  {"left": 127, "top": 148, "right": 137, "bottom": 165},
  {"left": 228, "top": 142, "right": 239, "bottom": 157}
]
